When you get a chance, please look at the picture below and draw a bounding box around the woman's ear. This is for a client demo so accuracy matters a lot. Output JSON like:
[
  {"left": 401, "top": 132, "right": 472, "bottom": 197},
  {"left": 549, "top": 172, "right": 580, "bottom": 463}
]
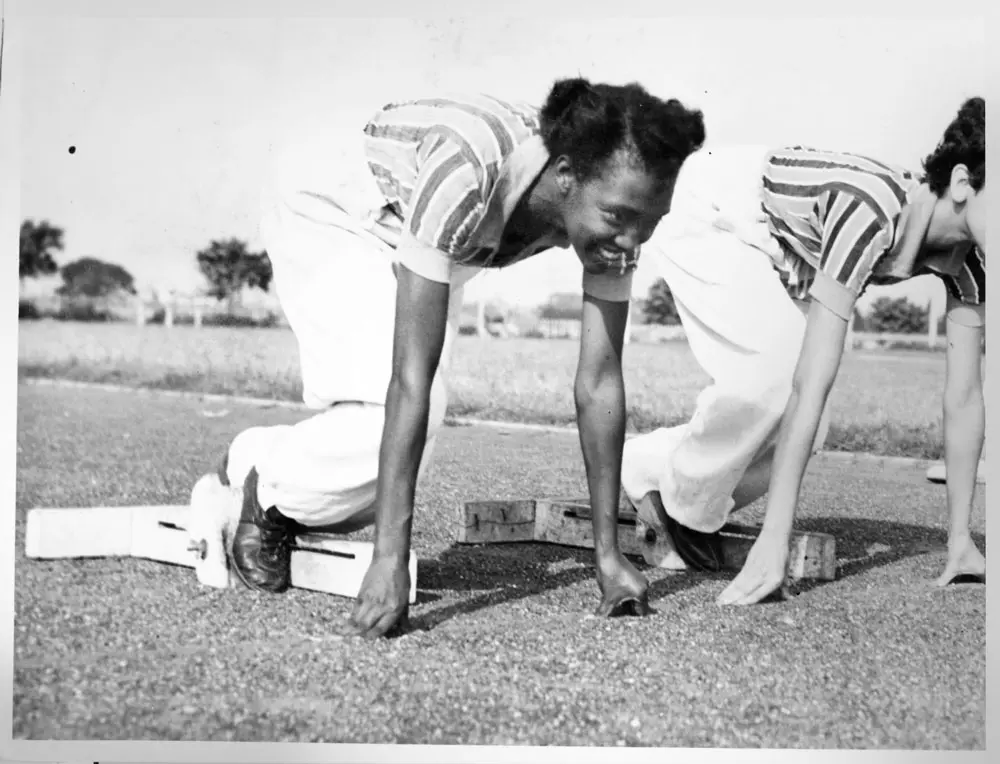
[
  {"left": 552, "top": 155, "right": 577, "bottom": 196},
  {"left": 949, "top": 164, "right": 973, "bottom": 204}
]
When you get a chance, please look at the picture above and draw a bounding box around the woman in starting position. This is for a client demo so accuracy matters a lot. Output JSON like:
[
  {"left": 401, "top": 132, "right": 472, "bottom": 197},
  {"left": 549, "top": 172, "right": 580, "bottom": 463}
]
[
  {"left": 205, "top": 78, "right": 706, "bottom": 637},
  {"left": 622, "top": 97, "right": 986, "bottom": 604}
]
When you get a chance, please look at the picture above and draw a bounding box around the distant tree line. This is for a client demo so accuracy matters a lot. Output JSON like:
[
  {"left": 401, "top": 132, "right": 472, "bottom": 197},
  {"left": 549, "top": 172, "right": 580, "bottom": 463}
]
[
  {"left": 643, "top": 279, "right": 945, "bottom": 334},
  {"left": 19, "top": 219, "right": 274, "bottom": 324},
  {"left": 535, "top": 277, "right": 943, "bottom": 336},
  {"left": 18, "top": 217, "right": 949, "bottom": 338}
]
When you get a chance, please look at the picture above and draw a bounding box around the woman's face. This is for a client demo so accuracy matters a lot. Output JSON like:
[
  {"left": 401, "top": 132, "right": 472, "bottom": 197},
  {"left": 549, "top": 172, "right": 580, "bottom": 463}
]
[{"left": 558, "top": 151, "right": 676, "bottom": 275}]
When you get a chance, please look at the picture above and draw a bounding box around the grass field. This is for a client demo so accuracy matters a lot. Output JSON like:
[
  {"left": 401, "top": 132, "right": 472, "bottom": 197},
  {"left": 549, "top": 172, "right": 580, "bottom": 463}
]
[
  {"left": 13, "top": 383, "right": 987, "bottom": 746},
  {"left": 17, "top": 319, "right": 959, "bottom": 458}
]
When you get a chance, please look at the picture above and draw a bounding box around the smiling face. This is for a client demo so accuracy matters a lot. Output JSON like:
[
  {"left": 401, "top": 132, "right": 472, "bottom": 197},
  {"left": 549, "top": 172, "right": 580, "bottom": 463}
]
[{"left": 555, "top": 149, "right": 676, "bottom": 274}]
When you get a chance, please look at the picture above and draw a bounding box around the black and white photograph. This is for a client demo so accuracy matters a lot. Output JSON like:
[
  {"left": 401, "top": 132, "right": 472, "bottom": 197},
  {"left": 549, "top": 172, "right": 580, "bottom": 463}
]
[{"left": 2, "top": 0, "right": 991, "bottom": 757}]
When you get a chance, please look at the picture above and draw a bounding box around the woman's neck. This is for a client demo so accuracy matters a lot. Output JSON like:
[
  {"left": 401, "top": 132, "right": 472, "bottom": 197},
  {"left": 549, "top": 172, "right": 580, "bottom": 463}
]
[
  {"left": 924, "top": 185, "right": 970, "bottom": 252},
  {"left": 515, "top": 164, "right": 565, "bottom": 239}
]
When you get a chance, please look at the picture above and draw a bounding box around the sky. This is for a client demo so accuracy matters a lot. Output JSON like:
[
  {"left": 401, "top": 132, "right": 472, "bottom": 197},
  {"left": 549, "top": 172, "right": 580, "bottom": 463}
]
[{"left": 15, "top": 9, "right": 988, "bottom": 315}]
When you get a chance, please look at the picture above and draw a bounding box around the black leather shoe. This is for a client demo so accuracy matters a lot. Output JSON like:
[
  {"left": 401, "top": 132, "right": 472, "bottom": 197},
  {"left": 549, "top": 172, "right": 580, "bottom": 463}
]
[
  {"left": 227, "top": 467, "right": 293, "bottom": 593},
  {"left": 661, "top": 512, "right": 725, "bottom": 573}
]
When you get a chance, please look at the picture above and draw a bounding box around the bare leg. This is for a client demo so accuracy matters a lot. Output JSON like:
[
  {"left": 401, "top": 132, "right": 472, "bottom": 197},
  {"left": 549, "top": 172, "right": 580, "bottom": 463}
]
[{"left": 730, "top": 443, "right": 777, "bottom": 512}]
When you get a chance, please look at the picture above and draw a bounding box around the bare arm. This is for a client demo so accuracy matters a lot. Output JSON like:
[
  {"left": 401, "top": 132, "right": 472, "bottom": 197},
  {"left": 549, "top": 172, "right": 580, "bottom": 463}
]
[
  {"left": 575, "top": 292, "right": 630, "bottom": 563},
  {"left": 760, "top": 298, "right": 848, "bottom": 538},
  {"left": 940, "top": 295, "right": 985, "bottom": 546},
  {"left": 759, "top": 195, "right": 884, "bottom": 536},
  {"left": 718, "top": 296, "right": 849, "bottom": 606},
  {"left": 372, "top": 262, "right": 451, "bottom": 562}
]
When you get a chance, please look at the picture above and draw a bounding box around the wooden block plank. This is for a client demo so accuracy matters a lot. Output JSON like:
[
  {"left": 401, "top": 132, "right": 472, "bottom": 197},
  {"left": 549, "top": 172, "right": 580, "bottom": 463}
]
[
  {"left": 788, "top": 529, "right": 837, "bottom": 581},
  {"left": 24, "top": 504, "right": 418, "bottom": 602},
  {"left": 634, "top": 515, "right": 837, "bottom": 581},
  {"left": 534, "top": 500, "right": 645, "bottom": 559},
  {"left": 293, "top": 535, "right": 418, "bottom": 604},
  {"left": 717, "top": 523, "right": 835, "bottom": 581},
  {"left": 534, "top": 498, "right": 836, "bottom": 582},
  {"left": 25, "top": 506, "right": 140, "bottom": 559},
  {"left": 130, "top": 505, "right": 193, "bottom": 567},
  {"left": 458, "top": 500, "right": 537, "bottom": 544},
  {"left": 463, "top": 497, "right": 837, "bottom": 582}
]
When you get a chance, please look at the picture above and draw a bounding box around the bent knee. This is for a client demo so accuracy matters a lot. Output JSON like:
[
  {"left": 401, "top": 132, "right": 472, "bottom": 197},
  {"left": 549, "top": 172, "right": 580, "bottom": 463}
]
[{"left": 229, "top": 426, "right": 292, "bottom": 484}]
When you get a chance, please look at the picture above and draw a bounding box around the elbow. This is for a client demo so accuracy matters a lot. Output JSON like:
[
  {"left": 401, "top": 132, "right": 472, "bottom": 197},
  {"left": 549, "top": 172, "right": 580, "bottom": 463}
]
[
  {"left": 943, "top": 383, "right": 984, "bottom": 416},
  {"left": 574, "top": 364, "right": 623, "bottom": 414},
  {"left": 387, "top": 363, "right": 434, "bottom": 409},
  {"left": 789, "top": 365, "right": 835, "bottom": 411},
  {"left": 574, "top": 381, "right": 595, "bottom": 415}
]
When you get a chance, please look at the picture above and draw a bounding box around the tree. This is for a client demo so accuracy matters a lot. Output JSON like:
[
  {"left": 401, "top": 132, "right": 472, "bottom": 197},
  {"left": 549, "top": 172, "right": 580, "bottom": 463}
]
[
  {"left": 57, "top": 257, "right": 137, "bottom": 298},
  {"left": 196, "top": 238, "right": 273, "bottom": 309},
  {"left": 20, "top": 219, "right": 64, "bottom": 281},
  {"left": 643, "top": 278, "right": 680, "bottom": 325},
  {"left": 866, "top": 296, "right": 929, "bottom": 334}
]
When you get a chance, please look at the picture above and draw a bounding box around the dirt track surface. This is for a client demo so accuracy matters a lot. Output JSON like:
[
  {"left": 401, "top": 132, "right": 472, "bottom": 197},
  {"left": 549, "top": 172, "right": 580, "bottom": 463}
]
[{"left": 13, "top": 382, "right": 986, "bottom": 747}]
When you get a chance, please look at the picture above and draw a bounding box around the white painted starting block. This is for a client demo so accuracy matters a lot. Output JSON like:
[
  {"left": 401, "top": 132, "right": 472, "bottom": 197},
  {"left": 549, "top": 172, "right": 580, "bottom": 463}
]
[
  {"left": 926, "top": 460, "right": 986, "bottom": 485},
  {"left": 23, "top": 474, "right": 418, "bottom": 603}
]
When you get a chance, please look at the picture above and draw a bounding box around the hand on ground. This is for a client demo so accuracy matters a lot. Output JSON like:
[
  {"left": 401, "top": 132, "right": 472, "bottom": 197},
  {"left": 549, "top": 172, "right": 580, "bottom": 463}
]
[
  {"left": 338, "top": 555, "right": 411, "bottom": 639},
  {"left": 717, "top": 531, "right": 789, "bottom": 606},
  {"left": 935, "top": 536, "right": 986, "bottom": 586},
  {"left": 594, "top": 554, "right": 651, "bottom": 617}
]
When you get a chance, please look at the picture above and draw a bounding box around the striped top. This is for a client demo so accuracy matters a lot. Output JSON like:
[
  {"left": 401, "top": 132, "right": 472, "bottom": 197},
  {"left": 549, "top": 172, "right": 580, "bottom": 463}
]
[
  {"left": 760, "top": 146, "right": 986, "bottom": 320},
  {"left": 360, "top": 94, "right": 634, "bottom": 302}
]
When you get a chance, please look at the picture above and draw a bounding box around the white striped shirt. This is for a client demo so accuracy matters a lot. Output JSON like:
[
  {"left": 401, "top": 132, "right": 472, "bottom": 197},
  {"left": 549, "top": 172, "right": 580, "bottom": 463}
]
[
  {"left": 761, "top": 146, "right": 985, "bottom": 319},
  {"left": 361, "top": 94, "right": 634, "bottom": 302}
]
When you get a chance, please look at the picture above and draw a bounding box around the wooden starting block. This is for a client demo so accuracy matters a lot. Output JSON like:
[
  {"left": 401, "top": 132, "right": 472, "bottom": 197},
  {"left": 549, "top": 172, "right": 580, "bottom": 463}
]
[
  {"left": 458, "top": 498, "right": 837, "bottom": 582},
  {"left": 23, "top": 473, "right": 418, "bottom": 603}
]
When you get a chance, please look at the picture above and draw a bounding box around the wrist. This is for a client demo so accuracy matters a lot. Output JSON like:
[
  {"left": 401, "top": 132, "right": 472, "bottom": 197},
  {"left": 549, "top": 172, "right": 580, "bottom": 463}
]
[
  {"left": 759, "top": 521, "right": 793, "bottom": 543},
  {"left": 373, "top": 525, "right": 412, "bottom": 562},
  {"left": 595, "top": 547, "right": 626, "bottom": 568},
  {"left": 373, "top": 544, "right": 411, "bottom": 565}
]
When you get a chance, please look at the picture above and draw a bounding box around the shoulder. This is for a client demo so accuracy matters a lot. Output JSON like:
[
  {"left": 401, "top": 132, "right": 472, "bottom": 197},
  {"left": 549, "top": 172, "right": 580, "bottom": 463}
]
[
  {"left": 951, "top": 243, "right": 986, "bottom": 306},
  {"left": 766, "top": 146, "right": 916, "bottom": 218},
  {"left": 370, "top": 94, "right": 539, "bottom": 166}
]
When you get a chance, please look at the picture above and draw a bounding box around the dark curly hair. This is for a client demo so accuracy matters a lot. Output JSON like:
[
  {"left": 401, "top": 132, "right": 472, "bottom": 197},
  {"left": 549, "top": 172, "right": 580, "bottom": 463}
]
[
  {"left": 922, "top": 97, "right": 985, "bottom": 196},
  {"left": 539, "top": 77, "right": 705, "bottom": 188}
]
